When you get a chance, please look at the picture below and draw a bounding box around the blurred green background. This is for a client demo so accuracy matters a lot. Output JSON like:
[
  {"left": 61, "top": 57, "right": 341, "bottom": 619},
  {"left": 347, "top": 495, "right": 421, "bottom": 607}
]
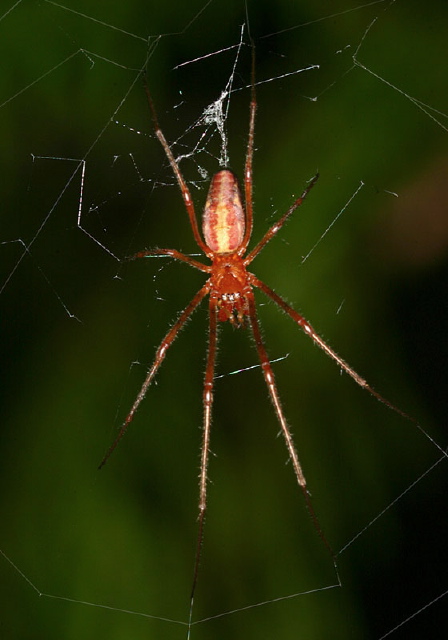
[{"left": 1, "top": 1, "right": 447, "bottom": 639}]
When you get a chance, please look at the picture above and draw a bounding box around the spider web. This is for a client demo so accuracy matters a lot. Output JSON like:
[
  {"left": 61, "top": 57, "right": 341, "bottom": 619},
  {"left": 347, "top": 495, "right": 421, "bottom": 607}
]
[{"left": 1, "top": 1, "right": 448, "bottom": 639}]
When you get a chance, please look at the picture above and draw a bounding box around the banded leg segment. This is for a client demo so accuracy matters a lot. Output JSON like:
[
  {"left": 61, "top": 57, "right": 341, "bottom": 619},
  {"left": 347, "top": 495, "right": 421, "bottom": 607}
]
[
  {"left": 252, "top": 275, "right": 412, "bottom": 420},
  {"left": 99, "top": 283, "right": 210, "bottom": 469},
  {"left": 190, "top": 295, "right": 219, "bottom": 602},
  {"left": 246, "top": 292, "right": 333, "bottom": 554}
]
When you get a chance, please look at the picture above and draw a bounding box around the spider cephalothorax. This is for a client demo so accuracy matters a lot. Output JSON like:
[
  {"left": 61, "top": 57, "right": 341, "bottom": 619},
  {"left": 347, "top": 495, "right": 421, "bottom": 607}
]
[{"left": 209, "top": 251, "right": 251, "bottom": 325}]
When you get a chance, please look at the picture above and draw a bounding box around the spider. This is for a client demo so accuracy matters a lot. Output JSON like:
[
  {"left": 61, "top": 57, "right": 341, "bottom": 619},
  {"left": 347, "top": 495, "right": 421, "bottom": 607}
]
[{"left": 99, "top": 54, "right": 410, "bottom": 602}]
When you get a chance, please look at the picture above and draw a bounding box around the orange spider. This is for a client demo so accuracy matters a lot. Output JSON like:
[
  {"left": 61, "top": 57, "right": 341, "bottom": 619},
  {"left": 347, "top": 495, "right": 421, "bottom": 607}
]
[{"left": 100, "top": 56, "right": 408, "bottom": 603}]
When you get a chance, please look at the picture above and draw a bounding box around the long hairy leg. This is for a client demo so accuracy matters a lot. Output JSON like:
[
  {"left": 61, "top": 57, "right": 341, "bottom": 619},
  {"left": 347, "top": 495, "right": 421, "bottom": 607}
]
[
  {"left": 188, "top": 296, "right": 219, "bottom": 630},
  {"left": 144, "top": 81, "right": 210, "bottom": 257},
  {"left": 252, "top": 276, "right": 448, "bottom": 461},
  {"left": 240, "top": 43, "right": 256, "bottom": 252},
  {"left": 251, "top": 276, "right": 413, "bottom": 419},
  {"left": 99, "top": 283, "right": 210, "bottom": 469},
  {"left": 130, "top": 247, "right": 211, "bottom": 273},
  {"left": 246, "top": 292, "right": 334, "bottom": 555},
  {"left": 244, "top": 174, "right": 319, "bottom": 265}
]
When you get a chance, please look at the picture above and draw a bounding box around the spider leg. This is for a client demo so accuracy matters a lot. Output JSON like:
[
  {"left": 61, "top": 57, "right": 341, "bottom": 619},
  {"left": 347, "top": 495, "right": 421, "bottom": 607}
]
[
  {"left": 144, "top": 81, "right": 211, "bottom": 257},
  {"left": 129, "top": 247, "right": 211, "bottom": 273},
  {"left": 246, "top": 291, "right": 333, "bottom": 555},
  {"left": 244, "top": 173, "right": 319, "bottom": 266},
  {"left": 251, "top": 275, "right": 414, "bottom": 422},
  {"left": 240, "top": 43, "right": 256, "bottom": 254},
  {"left": 189, "top": 295, "right": 218, "bottom": 609},
  {"left": 99, "top": 282, "right": 211, "bottom": 469}
]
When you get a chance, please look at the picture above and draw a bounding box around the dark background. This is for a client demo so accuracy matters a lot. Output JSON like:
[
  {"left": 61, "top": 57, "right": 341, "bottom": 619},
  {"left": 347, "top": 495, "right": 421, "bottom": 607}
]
[{"left": 1, "top": 1, "right": 447, "bottom": 639}]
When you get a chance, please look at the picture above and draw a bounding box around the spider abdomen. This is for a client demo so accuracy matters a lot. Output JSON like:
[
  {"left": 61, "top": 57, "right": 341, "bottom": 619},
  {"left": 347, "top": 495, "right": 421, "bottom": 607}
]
[{"left": 203, "top": 169, "right": 245, "bottom": 253}]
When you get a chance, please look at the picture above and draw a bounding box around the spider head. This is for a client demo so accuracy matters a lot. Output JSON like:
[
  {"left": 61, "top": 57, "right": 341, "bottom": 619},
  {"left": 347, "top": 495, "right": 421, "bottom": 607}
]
[{"left": 211, "top": 253, "right": 250, "bottom": 327}]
